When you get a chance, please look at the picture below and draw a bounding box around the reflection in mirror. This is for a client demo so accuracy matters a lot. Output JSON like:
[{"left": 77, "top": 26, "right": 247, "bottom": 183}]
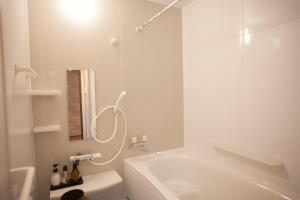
[{"left": 67, "top": 69, "right": 96, "bottom": 140}]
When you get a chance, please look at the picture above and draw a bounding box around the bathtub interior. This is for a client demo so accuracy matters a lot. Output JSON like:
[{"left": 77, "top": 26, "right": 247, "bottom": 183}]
[
  {"left": 150, "top": 155, "right": 294, "bottom": 200},
  {"left": 125, "top": 150, "right": 298, "bottom": 200}
]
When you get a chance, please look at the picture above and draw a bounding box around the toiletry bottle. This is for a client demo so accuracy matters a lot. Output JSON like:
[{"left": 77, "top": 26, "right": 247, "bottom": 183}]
[
  {"left": 61, "top": 165, "right": 69, "bottom": 184},
  {"left": 50, "top": 164, "right": 61, "bottom": 186},
  {"left": 71, "top": 160, "right": 80, "bottom": 181}
]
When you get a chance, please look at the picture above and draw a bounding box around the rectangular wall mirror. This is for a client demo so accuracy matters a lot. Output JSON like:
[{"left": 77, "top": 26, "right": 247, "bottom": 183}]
[{"left": 67, "top": 69, "right": 96, "bottom": 141}]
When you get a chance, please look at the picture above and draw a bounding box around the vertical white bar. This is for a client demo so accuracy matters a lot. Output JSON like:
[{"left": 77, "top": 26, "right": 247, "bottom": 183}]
[
  {"left": 85, "top": 70, "right": 90, "bottom": 140},
  {"left": 88, "top": 69, "right": 96, "bottom": 139},
  {"left": 80, "top": 70, "right": 87, "bottom": 139}
]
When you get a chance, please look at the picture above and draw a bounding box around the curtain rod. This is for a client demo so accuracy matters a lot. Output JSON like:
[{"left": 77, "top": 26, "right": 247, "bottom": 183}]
[{"left": 136, "top": 0, "right": 183, "bottom": 32}]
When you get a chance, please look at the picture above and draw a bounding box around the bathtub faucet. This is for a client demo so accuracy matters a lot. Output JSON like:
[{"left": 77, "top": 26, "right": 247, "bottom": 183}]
[
  {"left": 128, "top": 139, "right": 147, "bottom": 150},
  {"left": 141, "top": 148, "right": 162, "bottom": 157},
  {"left": 139, "top": 145, "right": 151, "bottom": 153},
  {"left": 129, "top": 136, "right": 155, "bottom": 153}
]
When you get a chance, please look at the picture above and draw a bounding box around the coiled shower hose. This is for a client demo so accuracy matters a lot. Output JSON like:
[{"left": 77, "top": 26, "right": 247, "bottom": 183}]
[{"left": 89, "top": 97, "right": 127, "bottom": 166}]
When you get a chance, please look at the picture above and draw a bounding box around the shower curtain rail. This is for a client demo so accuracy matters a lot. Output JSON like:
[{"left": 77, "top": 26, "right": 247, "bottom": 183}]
[{"left": 136, "top": 0, "right": 183, "bottom": 32}]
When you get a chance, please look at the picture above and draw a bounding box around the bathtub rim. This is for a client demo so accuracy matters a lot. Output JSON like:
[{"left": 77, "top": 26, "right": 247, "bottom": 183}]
[
  {"left": 124, "top": 151, "right": 181, "bottom": 200},
  {"left": 124, "top": 148, "right": 298, "bottom": 200}
]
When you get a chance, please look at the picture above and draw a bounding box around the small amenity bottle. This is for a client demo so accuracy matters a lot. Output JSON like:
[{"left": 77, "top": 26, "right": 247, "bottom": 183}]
[
  {"left": 61, "top": 165, "right": 70, "bottom": 184},
  {"left": 71, "top": 160, "right": 80, "bottom": 181}
]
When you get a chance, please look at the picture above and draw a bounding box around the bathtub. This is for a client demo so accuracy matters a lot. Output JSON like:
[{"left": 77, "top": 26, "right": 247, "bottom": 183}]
[{"left": 124, "top": 148, "right": 298, "bottom": 200}]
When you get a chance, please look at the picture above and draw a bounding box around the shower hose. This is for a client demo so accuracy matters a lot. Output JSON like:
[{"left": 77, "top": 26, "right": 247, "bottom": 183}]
[{"left": 89, "top": 104, "right": 127, "bottom": 166}]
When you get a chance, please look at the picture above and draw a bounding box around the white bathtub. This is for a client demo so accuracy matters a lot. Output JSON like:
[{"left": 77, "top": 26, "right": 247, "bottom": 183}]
[{"left": 124, "top": 148, "right": 298, "bottom": 200}]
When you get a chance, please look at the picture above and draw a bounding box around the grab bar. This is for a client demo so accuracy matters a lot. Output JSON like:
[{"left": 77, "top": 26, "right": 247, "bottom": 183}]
[{"left": 212, "top": 143, "right": 284, "bottom": 168}]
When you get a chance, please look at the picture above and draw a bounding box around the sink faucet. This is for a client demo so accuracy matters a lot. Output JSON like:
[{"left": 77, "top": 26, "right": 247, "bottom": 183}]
[{"left": 70, "top": 153, "right": 102, "bottom": 162}]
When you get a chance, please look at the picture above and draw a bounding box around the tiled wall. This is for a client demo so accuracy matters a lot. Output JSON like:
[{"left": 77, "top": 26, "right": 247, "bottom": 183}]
[
  {"left": 0, "top": 33, "right": 12, "bottom": 200},
  {"left": 183, "top": 0, "right": 300, "bottom": 195}
]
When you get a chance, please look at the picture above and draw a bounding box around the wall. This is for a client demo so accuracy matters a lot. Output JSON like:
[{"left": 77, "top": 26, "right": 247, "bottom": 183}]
[
  {"left": 183, "top": 0, "right": 300, "bottom": 196},
  {"left": 0, "top": 19, "right": 12, "bottom": 200},
  {"left": 0, "top": 0, "right": 35, "bottom": 169},
  {"left": 0, "top": 0, "right": 35, "bottom": 174},
  {"left": 0, "top": 0, "right": 35, "bottom": 199},
  {"left": 28, "top": 0, "right": 183, "bottom": 199}
]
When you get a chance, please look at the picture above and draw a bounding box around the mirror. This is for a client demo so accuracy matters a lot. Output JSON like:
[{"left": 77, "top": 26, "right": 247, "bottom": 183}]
[{"left": 67, "top": 69, "right": 96, "bottom": 140}]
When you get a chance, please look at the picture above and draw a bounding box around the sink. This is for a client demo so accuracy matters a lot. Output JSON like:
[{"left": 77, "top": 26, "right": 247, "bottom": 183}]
[
  {"left": 50, "top": 170, "right": 123, "bottom": 200},
  {"left": 10, "top": 166, "right": 35, "bottom": 200}
]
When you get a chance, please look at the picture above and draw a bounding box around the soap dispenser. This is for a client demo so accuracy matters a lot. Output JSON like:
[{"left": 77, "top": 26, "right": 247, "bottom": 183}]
[{"left": 50, "top": 164, "right": 61, "bottom": 186}]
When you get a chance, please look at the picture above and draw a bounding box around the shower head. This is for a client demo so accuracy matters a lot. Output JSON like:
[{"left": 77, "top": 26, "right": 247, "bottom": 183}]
[{"left": 120, "top": 91, "right": 127, "bottom": 97}]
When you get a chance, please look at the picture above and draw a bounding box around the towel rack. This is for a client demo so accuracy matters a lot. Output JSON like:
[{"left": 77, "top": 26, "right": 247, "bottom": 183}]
[
  {"left": 212, "top": 143, "right": 284, "bottom": 168},
  {"left": 136, "top": 0, "right": 183, "bottom": 32}
]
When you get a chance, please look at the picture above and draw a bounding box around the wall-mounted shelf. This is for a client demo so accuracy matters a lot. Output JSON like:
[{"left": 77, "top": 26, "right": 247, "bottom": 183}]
[
  {"left": 32, "top": 124, "right": 61, "bottom": 134},
  {"left": 10, "top": 90, "right": 62, "bottom": 97},
  {"left": 30, "top": 90, "right": 62, "bottom": 96},
  {"left": 15, "top": 64, "right": 37, "bottom": 78}
]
